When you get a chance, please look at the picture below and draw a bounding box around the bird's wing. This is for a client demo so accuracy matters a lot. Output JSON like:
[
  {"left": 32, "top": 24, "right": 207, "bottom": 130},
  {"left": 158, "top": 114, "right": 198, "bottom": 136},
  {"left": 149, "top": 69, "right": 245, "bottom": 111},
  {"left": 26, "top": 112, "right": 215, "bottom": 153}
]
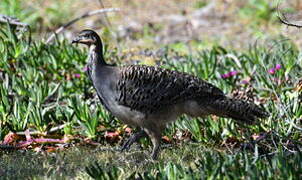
[{"left": 116, "top": 65, "right": 224, "bottom": 114}]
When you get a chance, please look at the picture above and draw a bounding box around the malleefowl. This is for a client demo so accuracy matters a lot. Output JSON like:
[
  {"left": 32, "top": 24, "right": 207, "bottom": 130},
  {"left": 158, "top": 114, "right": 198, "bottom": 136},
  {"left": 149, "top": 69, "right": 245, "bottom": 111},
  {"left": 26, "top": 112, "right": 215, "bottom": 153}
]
[{"left": 72, "top": 29, "right": 269, "bottom": 159}]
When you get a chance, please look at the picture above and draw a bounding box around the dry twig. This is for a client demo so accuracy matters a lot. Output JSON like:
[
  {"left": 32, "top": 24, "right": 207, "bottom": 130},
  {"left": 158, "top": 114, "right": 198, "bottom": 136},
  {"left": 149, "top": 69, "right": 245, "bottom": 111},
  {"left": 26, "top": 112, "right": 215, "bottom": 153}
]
[
  {"left": 277, "top": 1, "right": 302, "bottom": 28},
  {"left": 16, "top": 123, "right": 69, "bottom": 135},
  {"left": 46, "top": 8, "right": 120, "bottom": 44},
  {"left": 0, "top": 14, "right": 29, "bottom": 28},
  {"left": 97, "top": 0, "right": 121, "bottom": 53}
]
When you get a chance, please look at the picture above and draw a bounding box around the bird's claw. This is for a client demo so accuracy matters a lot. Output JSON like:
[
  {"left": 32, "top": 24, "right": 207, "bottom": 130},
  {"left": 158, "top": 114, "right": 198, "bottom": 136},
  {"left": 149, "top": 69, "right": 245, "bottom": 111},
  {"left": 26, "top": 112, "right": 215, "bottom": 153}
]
[
  {"left": 120, "top": 139, "right": 132, "bottom": 152},
  {"left": 120, "top": 130, "right": 146, "bottom": 152}
]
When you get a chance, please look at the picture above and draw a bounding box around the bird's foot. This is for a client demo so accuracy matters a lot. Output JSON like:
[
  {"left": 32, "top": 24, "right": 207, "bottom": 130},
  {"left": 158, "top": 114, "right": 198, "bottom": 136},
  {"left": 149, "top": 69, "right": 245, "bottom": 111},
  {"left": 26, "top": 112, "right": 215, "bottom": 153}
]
[
  {"left": 120, "top": 130, "right": 146, "bottom": 152},
  {"left": 151, "top": 146, "right": 160, "bottom": 160},
  {"left": 120, "top": 138, "right": 133, "bottom": 152}
]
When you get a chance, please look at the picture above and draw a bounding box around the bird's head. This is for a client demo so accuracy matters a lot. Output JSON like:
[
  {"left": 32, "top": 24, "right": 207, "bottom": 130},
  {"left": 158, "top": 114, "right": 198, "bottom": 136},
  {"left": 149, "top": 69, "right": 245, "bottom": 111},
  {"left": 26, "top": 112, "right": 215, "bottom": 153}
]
[{"left": 72, "top": 29, "right": 102, "bottom": 46}]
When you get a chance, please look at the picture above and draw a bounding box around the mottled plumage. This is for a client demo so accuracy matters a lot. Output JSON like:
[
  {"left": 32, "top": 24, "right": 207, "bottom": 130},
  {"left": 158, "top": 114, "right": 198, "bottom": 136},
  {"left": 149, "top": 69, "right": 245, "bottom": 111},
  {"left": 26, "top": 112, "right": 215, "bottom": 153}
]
[
  {"left": 72, "top": 30, "right": 269, "bottom": 159},
  {"left": 116, "top": 65, "right": 224, "bottom": 114}
]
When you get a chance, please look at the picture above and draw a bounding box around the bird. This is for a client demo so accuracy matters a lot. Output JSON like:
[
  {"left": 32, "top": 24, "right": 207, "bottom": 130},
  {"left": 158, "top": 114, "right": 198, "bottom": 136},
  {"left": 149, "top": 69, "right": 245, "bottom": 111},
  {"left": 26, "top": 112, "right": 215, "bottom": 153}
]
[{"left": 72, "top": 29, "right": 269, "bottom": 159}]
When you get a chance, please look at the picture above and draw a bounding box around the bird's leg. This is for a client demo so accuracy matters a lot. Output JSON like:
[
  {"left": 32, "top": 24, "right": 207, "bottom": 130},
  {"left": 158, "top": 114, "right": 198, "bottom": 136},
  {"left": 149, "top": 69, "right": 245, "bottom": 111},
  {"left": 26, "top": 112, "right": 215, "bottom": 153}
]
[
  {"left": 151, "top": 140, "right": 161, "bottom": 160},
  {"left": 144, "top": 127, "right": 162, "bottom": 160},
  {"left": 121, "top": 130, "right": 146, "bottom": 151}
]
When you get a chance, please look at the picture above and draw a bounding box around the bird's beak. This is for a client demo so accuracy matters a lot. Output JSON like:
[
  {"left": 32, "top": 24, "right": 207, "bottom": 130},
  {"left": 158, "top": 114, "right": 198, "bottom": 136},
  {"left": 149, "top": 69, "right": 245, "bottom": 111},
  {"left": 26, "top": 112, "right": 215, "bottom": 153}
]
[
  {"left": 71, "top": 36, "right": 81, "bottom": 44},
  {"left": 71, "top": 36, "right": 94, "bottom": 45}
]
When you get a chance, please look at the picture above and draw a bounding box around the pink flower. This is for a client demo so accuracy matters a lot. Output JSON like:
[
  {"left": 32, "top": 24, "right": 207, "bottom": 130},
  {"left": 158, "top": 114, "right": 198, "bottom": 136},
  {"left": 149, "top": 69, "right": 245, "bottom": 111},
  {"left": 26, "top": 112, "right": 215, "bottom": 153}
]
[
  {"left": 221, "top": 70, "right": 238, "bottom": 79},
  {"left": 241, "top": 77, "right": 251, "bottom": 84},
  {"left": 268, "top": 64, "right": 282, "bottom": 75},
  {"left": 221, "top": 73, "right": 230, "bottom": 79},
  {"left": 268, "top": 68, "right": 275, "bottom": 74},
  {"left": 74, "top": 74, "right": 81, "bottom": 78},
  {"left": 275, "top": 64, "right": 282, "bottom": 70},
  {"left": 229, "top": 71, "right": 238, "bottom": 76},
  {"left": 241, "top": 80, "right": 249, "bottom": 84},
  {"left": 82, "top": 66, "right": 88, "bottom": 72}
]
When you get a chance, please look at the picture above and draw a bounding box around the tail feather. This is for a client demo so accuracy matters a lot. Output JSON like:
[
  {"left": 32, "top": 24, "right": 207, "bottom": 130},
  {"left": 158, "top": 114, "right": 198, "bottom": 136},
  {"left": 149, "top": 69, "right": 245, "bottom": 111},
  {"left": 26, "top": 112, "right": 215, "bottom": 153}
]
[{"left": 208, "top": 97, "right": 269, "bottom": 124}]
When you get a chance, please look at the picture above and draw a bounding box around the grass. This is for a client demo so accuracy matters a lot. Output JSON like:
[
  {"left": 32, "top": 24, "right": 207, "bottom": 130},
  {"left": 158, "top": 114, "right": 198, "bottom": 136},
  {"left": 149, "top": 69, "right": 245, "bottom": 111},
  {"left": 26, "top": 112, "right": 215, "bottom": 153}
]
[
  {"left": 0, "top": 23, "right": 301, "bottom": 179},
  {"left": 2, "top": 144, "right": 302, "bottom": 179},
  {"left": 0, "top": 0, "right": 76, "bottom": 33},
  {"left": 238, "top": 0, "right": 276, "bottom": 25}
]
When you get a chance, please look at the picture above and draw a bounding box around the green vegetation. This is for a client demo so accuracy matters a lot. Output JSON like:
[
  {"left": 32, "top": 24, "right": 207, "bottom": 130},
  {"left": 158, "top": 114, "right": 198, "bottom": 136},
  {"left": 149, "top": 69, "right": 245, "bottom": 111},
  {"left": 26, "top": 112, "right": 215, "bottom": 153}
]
[
  {"left": 2, "top": 144, "right": 302, "bottom": 179},
  {"left": 194, "top": 1, "right": 208, "bottom": 9},
  {"left": 2, "top": 0, "right": 302, "bottom": 179},
  {"left": 238, "top": 0, "right": 276, "bottom": 24},
  {"left": 0, "top": 0, "right": 38, "bottom": 25},
  {"left": 0, "top": 23, "right": 301, "bottom": 179}
]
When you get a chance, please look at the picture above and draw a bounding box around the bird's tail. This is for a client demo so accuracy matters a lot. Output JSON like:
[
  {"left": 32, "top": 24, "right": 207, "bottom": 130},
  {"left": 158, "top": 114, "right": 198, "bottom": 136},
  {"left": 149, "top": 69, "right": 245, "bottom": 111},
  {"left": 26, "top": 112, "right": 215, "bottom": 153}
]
[{"left": 208, "top": 97, "right": 269, "bottom": 124}]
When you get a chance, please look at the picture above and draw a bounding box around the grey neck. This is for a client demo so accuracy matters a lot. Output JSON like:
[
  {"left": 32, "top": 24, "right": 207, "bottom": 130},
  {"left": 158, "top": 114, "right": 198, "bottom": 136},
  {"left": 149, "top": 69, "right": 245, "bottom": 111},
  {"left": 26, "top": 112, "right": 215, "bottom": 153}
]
[{"left": 88, "top": 44, "right": 107, "bottom": 67}]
